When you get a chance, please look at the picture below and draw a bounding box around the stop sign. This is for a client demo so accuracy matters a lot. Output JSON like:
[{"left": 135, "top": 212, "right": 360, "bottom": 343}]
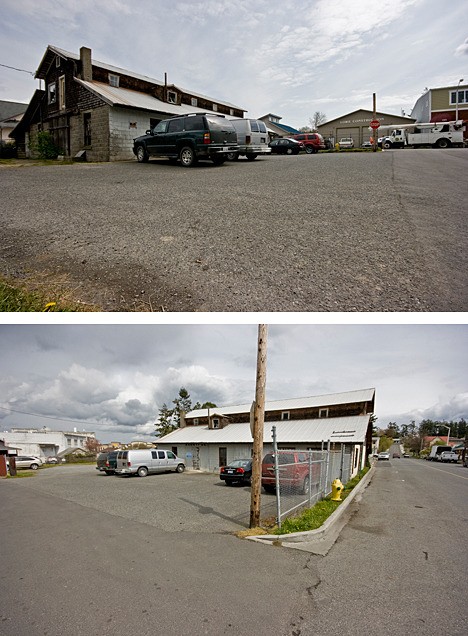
[{"left": 370, "top": 119, "right": 380, "bottom": 129}]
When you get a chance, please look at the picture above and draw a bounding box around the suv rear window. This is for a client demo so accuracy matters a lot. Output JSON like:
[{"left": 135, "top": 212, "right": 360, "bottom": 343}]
[
  {"left": 205, "top": 115, "right": 234, "bottom": 131},
  {"left": 184, "top": 115, "right": 205, "bottom": 131}
]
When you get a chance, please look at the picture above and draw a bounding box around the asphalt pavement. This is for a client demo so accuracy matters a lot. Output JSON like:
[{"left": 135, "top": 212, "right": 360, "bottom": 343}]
[
  {"left": 1, "top": 457, "right": 467, "bottom": 635},
  {"left": 1, "top": 149, "right": 467, "bottom": 311}
]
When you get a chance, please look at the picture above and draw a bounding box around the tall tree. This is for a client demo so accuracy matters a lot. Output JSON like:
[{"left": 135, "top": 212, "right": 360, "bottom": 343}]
[
  {"left": 309, "top": 111, "right": 327, "bottom": 130},
  {"left": 155, "top": 402, "right": 175, "bottom": 437},
  {"left": 172, "top": 387, "right": 192, "bottom": 427}
]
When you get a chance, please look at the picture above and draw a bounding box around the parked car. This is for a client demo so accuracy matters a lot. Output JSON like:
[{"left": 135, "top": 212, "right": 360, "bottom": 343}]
[
  {"left": 133, "top": 112, "right": 238, "bottom": 167},
  {"left": 338, "top": 138, "right": 354, "bottom": 149},
  {"left": 46, "top": 456, "right": 59, "bottom": 464},
  {"left": 377, "top": 452, "right": 390, "bottom": 460},
  {"left": 115, "top": 449, "right": 185, "bottom": 477},
  {"left": 439, "top": 451, "right": 459, "bottom": 463},
  {"left": 361, "top": 141, "right": 373, "bottom": 149},
  {"left": 96, "top": 452, "right": 111, "bottom": 474},
  {"left": 261, "top": 451, "right": 318, "bottom": 494},
  {"left": 268, "top": 138, "right": 303, "bottom": 155},
  {"left": 8, "top": 455, "right": 43, "bottom": 470},
  {"left": 227, "top": 119, "right": 271, "bottom": 161},
  {"left": 403, "top": 453, "right": 410, "bottom": 458},
  {"left": 392, "top": 453, "right": 400, "bottom": 458},
  {"left": 291, "top": 132, "right": 326, "bottom": 153},
  {"left": 219, "top": 459, "right": 252, "bottom": 486}
]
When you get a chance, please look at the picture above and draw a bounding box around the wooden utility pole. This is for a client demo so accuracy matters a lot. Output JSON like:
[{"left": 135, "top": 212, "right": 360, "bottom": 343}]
[
  {"left": 373, "top": 92, "right": 377, "bottom": 152},
  {"left": 249, "top": 324, "right": 268, "bottom": 528}
]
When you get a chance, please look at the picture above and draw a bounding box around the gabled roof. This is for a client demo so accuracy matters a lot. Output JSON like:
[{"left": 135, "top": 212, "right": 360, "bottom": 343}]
[
  {"left": 0, "top": 100, "right": 28, "bottom": 121},
  {"left": 186, "top": 388, "right": 375, "bottom": 419},
  {"left": 319, "top": 109, "right": 416, "bottom": 127},
  {"left": 36, "top": 45, "right": 245, "bottom": 112},
  {"left": 273, "top": 122, "right": 300, "bottom": 134},
  {"left": 158, "top": 415, "right": 371, "bottom": 444}
]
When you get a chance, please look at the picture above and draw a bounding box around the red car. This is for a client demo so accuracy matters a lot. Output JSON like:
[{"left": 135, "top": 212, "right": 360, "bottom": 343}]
[
  {"left": 261, "top": 451, "right": 320, "bottom": 495},
  {"left": 291, "top": 132, "right": 326, "bottom": 154}
]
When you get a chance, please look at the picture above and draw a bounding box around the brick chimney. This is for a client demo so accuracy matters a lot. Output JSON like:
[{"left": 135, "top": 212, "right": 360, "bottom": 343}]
[{"left": 80, "top": 47, "right": 92, "bottom": 82}]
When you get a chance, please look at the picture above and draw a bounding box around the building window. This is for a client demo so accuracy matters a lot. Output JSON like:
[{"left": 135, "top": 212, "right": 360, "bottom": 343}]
[
  {"left": 56, "top": 56, "right": 61, "bottom": 68},
  {"left": 193, "top": 418, "right": 199, "bottom": 425},
  {"left": 319, "top": 408, "right": 329, "bottom": 418},
  {"left": 212, "top": 103, "right": 218, "bottom": 111},
  {"left": 450, "top": 89, "right": 467, "bottom": 105},
  {"left": 230, "top": 109, "right": 234, "bottom": 116},
  {"left": 58, "top": 76, "right": 65, "bottom": 110},
  {"left": 213, "top": 418, "right": 220, "bottom": 429},
  {"left": 109, "top": 74, "right": 119, "bottom": 87},
  {"left": 172, "top": 447, "right": 178, "bottom": 456},
  {"left": 167, "top": 90, "right": 177, "bottom": 104},
  {"left": 67, "top": 439, "right": 71, "bottom": 446},
  {"left": 281, "top": 411, "right": 290, "bottom": 420},
  {"left": 191, "top": 97, "right": 198, "bottom": 107},
  {"left": 219, "top": 447, "right": 227, "bottom": 467},
  {"left": 48, "top": 82, "right": 57, "bottom": 105},
  {"left": 83, "top": 113, "right": 91, "bottom": 145}
]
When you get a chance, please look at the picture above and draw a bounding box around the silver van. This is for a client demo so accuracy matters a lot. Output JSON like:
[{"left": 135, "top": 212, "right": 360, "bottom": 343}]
[
  {"left": 115, "top": 449, "right": 185, "bottom": 477},
  {"left": 227, "top": 118, "right": 271, "bottom": 161}
]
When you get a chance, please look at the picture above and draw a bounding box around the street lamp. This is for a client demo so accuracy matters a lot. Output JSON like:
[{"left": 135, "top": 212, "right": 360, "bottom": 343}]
[
  {"left": 437, "top": 424, "right": 451, "bottom": 446},
  {"left": 455, "top": 78, "right": 464, "bottom": 121}
]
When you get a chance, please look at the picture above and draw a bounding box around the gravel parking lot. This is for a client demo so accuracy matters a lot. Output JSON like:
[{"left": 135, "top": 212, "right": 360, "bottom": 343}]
[
  {"left": 2, "top": 149, "right": 467, "bottom": 311},
  {"left": 11, "top": 464, "right": 277, "bottom": 533}
]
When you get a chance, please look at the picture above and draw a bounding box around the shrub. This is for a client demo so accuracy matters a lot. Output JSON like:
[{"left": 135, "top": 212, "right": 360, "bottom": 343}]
[{"left": 31, "top": 131, "right": 60, "bottom": 159}]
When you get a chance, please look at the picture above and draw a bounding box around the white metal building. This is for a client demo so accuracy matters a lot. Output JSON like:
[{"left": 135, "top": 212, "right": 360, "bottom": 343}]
[{"left": 0, "top": 427, "right": 96, "bottom": 461}]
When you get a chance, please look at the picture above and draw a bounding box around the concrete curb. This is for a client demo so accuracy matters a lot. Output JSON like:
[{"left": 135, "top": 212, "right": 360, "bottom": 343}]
[{"left": 247, "top": 465, "right": 375, "bottom": 555}]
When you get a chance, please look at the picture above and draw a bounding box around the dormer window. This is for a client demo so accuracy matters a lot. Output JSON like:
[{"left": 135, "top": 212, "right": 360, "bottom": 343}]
[
  {"left": 191, "top": 97, "right": 198, "bottom": 107},
  {"left": 167, "top": 90, "right": 177, "bottom": 104},
  {"left": 281, "top": 411, "right": 290, "bottom": 421},
  {"left": 319, "top": 408, "right": 329, "bottom": 418},
  {"left": 109, "top": 74, "right": 119, "bottom": 87},
  {"left": 212, "top": 103, "right": 218, "bottom": 111},
  {"left": 212, "top": 418, "right": 220, "bottom": 429}
]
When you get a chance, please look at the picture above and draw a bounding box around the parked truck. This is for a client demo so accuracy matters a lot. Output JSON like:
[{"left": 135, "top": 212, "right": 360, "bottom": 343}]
[
  {"left": 439, "top": 451, "right": 459, "bottom": 463},
  {"left": 426, "top": 445, "right": 453, "bottom": 461},
  {"left": 381, "top": 121, "right": 465, "bottom": 149}
]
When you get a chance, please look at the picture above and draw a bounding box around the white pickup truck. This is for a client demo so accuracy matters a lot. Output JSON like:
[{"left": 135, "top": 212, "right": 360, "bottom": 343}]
[
  {"left": 338, "top": 137, "right": 354, "bottom": 149},
  {"left": 439, "top": 451, "right": 459, "bottom": 463}
]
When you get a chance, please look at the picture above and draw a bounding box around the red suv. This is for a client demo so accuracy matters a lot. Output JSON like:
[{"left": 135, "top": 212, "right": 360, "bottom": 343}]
[
  {"left": 261, "top": 451, "right": 320, "bottom": 495},
  {"left": 291, "top": 133, "right": 325, "bottom": 154}
]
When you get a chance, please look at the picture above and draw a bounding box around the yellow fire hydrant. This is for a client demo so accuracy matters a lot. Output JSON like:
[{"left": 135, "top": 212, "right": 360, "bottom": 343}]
[{"left": 331, "top": 478, "right": 343, "bottom": 501}]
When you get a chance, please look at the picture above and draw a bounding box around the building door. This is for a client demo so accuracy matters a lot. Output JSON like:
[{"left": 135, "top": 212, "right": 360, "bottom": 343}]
[
  {"left": 219, "top": 447, "right": 227, "bottom": 467},
  {"left": 352, "top": 445, "right": 360, "bottom": 477},
  {"left": 192, "top": 447, "right": 200, "bottom": 470}
]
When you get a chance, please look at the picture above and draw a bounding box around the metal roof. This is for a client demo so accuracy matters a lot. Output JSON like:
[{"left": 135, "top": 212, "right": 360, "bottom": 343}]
[
  {"left": 75, "top": 79, "right": 233, "bottom": 116},
  {"left": 158, "top": 415, "right": 370, "bottom": 445},
  {"left": 186, "top": 388, "right": 375, "bottom": 419}
]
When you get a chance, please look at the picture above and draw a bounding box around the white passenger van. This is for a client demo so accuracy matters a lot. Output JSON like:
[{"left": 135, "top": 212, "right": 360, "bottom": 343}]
[
  {"left": 227, "top": 118, "right": 271, "bottom": 161},
  {"left": 115, "top": 449, "right": 185, "bottom": 477}
]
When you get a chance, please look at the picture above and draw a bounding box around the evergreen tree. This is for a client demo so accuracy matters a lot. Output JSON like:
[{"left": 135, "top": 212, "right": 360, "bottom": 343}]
[
  {"left": 155, "top": 402, "right": 175, "bottom": 437},
  {"left": 172, "top": 387, "right": 192, "bottom": 427}
]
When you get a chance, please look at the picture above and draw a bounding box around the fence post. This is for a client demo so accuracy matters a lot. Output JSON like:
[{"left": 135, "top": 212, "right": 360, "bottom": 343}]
[
  {"left": 340, "top": 444, "right": 345, "bottom": 480},
  {"left": 308, "top": 450, "right": 312, "bottom": 507},
  {"left": 272, "top": 426, "right": 281, "bottom": 528}
]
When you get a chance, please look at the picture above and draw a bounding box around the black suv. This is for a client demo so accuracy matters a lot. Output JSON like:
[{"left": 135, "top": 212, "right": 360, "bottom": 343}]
[{"left": 133, "top": 113, "right": 238, "bottom": 167}]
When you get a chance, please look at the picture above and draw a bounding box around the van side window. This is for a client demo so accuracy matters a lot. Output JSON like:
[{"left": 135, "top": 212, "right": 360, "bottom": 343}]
[
  {"left": 258, "top": 122, "right": 267, "bottom": 133},
  {"left": 167, "top": 451, "right": 176, "bottom": 459},
  {"left": 152, "top": 451, "right": 158, "bottom": 459},
  {"left": 158, "top": 451, "right": 166, "bottom": 459},
  {"left": 250, "top": 121, "right": 259, "bottom": 132}
]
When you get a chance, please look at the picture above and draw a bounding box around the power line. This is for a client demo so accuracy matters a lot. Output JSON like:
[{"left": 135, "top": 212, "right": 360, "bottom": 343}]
[
  {"left": 0, "top": 404, "right": 99, "bottom": 427},
  {"left": 0, "top": 63, "right": 35, "bottom": 76}
]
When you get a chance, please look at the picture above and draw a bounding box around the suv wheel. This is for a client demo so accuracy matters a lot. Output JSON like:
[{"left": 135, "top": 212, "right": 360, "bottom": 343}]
[
  {"left": 136, "top": 145, "right": 149, "bottom": 163},
  {"left": 179, "top": 146, "right": 197, "bottom": 167},
  {"left": 30, "top": 463, "right": 39, "bottom": 470},
  {"left": 305, "top": 146, "right": 314, "bottom": 154},
  {"left": 246, "top": 154, "right": 258, "bottom": 161},
  {"left": 226, "top": 152, "right": 239, "bottom": 161},
  {"left": 212, "top": 155, "right": 226, "bottom": 166}
]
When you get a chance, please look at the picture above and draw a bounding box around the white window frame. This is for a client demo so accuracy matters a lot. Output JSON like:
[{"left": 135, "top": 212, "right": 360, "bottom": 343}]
[
  {"left": 212, "top": 418, "right": 220, "bottom": 429},
  {"left": 56, "top": 56, "right": 61, "bottom": 68},
  {"left": 109, "top": 74, "right": 120, "bottom": 88},
  {"left": 319, "top": 408, "right": 329, "bottom": 418},
  {"left": 212, "top": 103, "right": 218, "bottom": 111},
  {"left": 58, "top": 75, "right": 65, "bottom": 110},
  {"left": 193, "top": 418, "right": 199, "bottom": 425},
  {"left": 281, "top": 411, "right": 290, "bottom": 421},
  {"left": 191, "top": 97, "right": 198, "bottom": 107},
  {"left": 450, "top": 89, "right": 467, "bottom": 105},
  {"left": 167, "top": 90, "right": 177, "bottom": 104}
]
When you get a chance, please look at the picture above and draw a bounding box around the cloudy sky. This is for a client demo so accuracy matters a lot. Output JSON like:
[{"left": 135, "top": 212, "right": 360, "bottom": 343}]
[
  {"left": 0, "top": 324, "right": 466, "bottom": 443},
  {"left": 1, "top": 0, "right": 467, "bottom": 128}
]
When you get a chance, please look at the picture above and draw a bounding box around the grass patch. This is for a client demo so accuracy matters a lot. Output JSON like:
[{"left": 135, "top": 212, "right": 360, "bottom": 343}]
[
  {"left": 5, "top": 471, "right": 36, "bottom": 478},
  {"left": 0, "top": 274, "right": 98, "bottom": 312}
]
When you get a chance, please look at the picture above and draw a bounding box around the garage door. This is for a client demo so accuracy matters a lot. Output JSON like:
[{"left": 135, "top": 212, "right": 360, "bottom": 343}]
[{"left": 336, "top": 127, "right": 360, "bottom": 146}]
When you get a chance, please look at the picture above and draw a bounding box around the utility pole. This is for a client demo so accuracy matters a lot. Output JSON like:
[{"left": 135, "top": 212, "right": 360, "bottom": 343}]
[{"left": 249, "top": 324, "right": 268, "bottom": 529}]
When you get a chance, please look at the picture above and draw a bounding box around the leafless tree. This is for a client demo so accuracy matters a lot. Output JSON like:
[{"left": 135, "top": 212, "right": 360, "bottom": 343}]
[{"left": 309, "top": 111, "right": 327, "bottom": 131}]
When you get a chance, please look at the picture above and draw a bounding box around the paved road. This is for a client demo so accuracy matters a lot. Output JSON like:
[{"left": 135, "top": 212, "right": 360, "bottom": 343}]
[
  {"left": 1, "top": 149, "right": 467, "bottom": 311},
  {"left": 1, "top": 458, "right": 467, "bottom": 635}
]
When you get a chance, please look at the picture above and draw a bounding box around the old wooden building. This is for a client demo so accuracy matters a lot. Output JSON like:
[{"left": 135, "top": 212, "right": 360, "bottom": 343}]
[
  {"left": 157, "top": 388, "right": 375, "bottom": 474},
  {"left": 11, "top": 45, "right": 246, "bottom": 161}
]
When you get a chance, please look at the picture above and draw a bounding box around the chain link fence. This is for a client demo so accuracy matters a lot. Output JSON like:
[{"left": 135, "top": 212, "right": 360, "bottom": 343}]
[{"left": 264, "top": 426, "right": 354, "bottom": 527}]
